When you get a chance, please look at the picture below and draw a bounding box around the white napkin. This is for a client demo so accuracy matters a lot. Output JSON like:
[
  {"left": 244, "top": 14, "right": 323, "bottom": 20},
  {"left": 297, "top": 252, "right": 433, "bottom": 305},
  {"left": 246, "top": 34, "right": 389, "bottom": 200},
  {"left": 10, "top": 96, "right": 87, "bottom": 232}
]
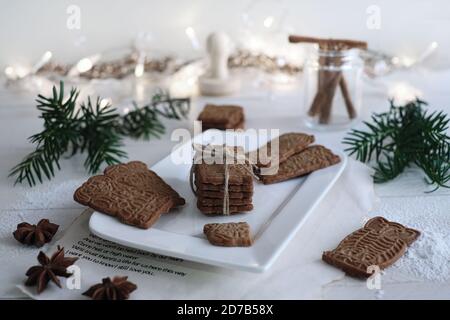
[{"left": 17, "top": 159, "right": 376, "bottom": 299}]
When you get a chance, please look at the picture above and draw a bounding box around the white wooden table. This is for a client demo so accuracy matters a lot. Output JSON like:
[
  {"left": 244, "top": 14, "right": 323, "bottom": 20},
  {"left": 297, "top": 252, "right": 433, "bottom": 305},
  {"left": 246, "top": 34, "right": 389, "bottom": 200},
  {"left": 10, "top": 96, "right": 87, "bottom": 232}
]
[{"left": 1, "top": 69, "right": 449, "bottom": 299}]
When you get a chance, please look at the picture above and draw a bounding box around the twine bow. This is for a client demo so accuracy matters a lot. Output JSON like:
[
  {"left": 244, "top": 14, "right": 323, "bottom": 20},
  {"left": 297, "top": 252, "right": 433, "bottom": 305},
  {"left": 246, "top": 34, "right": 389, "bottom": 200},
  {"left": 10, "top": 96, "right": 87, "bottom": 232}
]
[{"left": 189, "top": 143, "right": 259, "bottom": 215}]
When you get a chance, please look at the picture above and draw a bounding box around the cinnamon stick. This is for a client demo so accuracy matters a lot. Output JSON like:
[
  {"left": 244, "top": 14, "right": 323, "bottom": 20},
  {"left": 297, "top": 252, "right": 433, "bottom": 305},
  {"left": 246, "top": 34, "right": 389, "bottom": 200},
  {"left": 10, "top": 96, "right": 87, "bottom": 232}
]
[
  {"left": 288, "top": 35, "right": 368, "bottom": 50},
  {"left": 318, "top": 71, "right": 342, "bottom": 124},
  {"left": 339, "top": 77, "right": 357, "bottom": 119},
  {"left": 308, "top": 87, "right": 327, "bottom": 117},
  {"left": 294, "top": 34, "right": 363, "bottom": 124},
  {"left": 308, "top": 56, "right": 327, "bottom": 116}
]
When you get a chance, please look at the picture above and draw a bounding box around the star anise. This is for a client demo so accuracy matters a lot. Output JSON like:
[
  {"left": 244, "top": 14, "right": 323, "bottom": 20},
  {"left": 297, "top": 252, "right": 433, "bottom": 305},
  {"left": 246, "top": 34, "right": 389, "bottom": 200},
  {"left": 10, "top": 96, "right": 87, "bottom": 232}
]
[
  {"left": 83, "top": 276, "right": 137, "bottom": 300},
  {"left": 13, "top": 219, "right": 59, "bottom": 247},
  {"left": 25, "top": 246, "right": 78, "bottom": 293}
]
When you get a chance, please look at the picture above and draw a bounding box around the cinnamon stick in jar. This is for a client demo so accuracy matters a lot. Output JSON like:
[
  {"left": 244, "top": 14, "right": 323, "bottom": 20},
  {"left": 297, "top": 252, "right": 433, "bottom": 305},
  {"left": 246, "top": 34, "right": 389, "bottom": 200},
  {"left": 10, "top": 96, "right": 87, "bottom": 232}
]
[
  {"left": 308, "top": 55, "right": 328, "bottom": 117},
  {"left": 290, "top": 34, "right": 365, "bottom": 124},
  {"left": 318, "top": 70, "right": 342, "bottom": 124},
  {"left": 339, "top": 77, "right": 357, "bottom": 119}
]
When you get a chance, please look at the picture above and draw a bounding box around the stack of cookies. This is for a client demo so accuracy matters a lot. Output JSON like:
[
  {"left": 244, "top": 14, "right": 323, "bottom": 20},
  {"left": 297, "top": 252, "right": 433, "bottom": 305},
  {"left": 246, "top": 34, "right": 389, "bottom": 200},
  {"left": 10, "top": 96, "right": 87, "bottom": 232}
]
[
  {"left": 193, "top": 159, "right": 254, "bottom": 215},
  {"left": 197, "top": 104, "right": 245, "bottom": 131}
]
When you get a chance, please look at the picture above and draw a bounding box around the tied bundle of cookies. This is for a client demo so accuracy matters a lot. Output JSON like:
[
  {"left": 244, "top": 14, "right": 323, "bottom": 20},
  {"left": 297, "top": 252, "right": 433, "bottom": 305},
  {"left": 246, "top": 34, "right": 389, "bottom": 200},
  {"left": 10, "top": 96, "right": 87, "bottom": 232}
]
[
  {"left": 250, "top": 132, "right": 341, "bottom": 184},
  {"left": 74, "top": 161, "right": 184, "bottom": 229},
  {"left": 192, "top": 145, "right": 254, "bottom": 216},
  {"left": 197, "top": 104, "right": 245, "bottom": 131}
]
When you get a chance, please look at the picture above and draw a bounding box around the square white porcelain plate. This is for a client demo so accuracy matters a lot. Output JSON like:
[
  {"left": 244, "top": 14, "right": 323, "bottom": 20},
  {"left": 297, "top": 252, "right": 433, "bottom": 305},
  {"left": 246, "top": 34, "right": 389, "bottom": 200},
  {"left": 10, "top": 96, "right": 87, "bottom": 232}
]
[{"left": 89, "top": 129, "right": 347, "bottom": 272}]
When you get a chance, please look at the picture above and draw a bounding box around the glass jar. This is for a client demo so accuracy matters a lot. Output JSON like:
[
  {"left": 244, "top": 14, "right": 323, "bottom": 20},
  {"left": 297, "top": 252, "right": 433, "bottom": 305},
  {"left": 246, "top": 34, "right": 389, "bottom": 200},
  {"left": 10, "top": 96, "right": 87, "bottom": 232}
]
[{"left": 303, "top": 48, "right": 363, "bottom": 130}]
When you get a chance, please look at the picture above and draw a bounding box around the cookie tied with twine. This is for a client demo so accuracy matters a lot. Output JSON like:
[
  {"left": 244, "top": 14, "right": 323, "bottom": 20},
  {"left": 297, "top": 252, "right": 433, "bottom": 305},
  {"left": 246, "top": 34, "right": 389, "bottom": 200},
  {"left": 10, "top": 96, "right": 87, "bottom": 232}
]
[{"left": 190, "top": 144, "right": 257, "bottom": 216}]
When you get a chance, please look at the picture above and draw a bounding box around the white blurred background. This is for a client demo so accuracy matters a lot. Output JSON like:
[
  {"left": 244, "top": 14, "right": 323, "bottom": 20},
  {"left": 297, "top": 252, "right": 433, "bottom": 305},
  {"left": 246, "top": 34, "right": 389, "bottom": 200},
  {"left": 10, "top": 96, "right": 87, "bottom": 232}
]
[{"left": 0, "top": 0, "right": 449, "bottom": 69}]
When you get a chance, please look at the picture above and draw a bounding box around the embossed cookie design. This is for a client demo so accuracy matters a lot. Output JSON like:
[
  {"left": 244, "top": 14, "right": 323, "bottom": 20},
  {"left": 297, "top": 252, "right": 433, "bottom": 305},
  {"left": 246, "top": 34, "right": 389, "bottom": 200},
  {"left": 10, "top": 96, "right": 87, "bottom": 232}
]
[
  {"left": 260, "top": 145, "right": 340, "bottom": 184},
  {"left": 322, "top": 216, "right": 420, "bottom": 278},
  {"left": 250, "top": 132, "right": 315, "bottom": 168},
  {"left": 74, "top": 161, "right": 185, "bottom": 229},
  {"left": 203, "top": 222, "right": 253, "bottom": 247}
]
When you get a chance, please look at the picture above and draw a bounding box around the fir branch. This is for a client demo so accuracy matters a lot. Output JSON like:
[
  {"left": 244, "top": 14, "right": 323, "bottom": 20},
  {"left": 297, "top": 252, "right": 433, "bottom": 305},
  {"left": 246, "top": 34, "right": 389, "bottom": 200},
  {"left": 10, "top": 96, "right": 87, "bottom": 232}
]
[
  {"left": 120, "top": 102, "right": 166, "bottom": 140},
  {"left": 9, "top": 146, "right": 59, "bottom": 186},
  {"left": 119, "top": 90, "right": 190, "bottom": 140},
  {"left": 415, "top": 144, "right": 450, "bottom": 192},
  {"left": 150, "top": 89, "right": 191, "bottom": 120},
  {"left": 9, "top": 81, "right": 79, "bottom": 185},
  {"left": 343, "top": 99, "right": 450, "bottom": 191},
  {"left": 78, "top": 96, "right": 127, "bottom": 174},
  {"left": 9, "top": 81, "right": 190, "bottom": 187}
]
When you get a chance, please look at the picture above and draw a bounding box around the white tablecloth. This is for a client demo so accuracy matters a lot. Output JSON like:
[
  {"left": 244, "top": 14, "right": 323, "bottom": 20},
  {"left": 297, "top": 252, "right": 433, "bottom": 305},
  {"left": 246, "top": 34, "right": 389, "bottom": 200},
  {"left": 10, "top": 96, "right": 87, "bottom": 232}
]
[{"left": 1, "top": 68, "right": 449, "bottom": 299}]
